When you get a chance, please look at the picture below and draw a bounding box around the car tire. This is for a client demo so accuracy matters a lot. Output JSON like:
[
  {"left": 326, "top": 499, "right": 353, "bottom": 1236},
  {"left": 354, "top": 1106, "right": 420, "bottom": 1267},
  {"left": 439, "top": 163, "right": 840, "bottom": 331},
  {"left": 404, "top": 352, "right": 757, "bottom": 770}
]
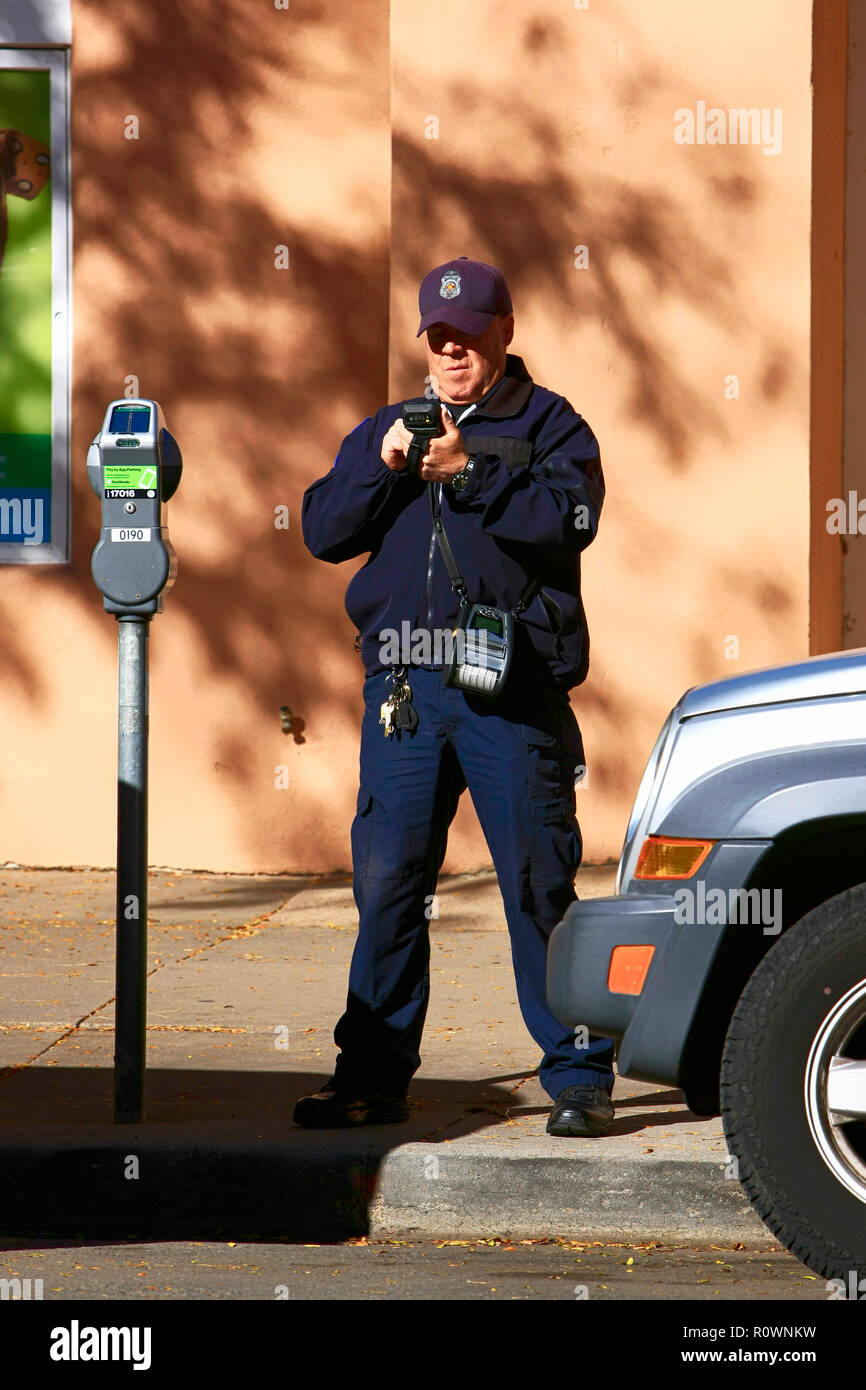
[{"left": 721, "top": 883, "right": 866, "bottom": 1282}]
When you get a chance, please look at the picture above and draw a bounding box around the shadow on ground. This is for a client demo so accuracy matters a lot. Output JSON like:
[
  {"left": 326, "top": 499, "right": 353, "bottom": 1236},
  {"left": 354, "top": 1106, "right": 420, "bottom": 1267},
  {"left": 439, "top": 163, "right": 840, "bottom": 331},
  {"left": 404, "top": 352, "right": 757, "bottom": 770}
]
[{"left": 0, "top": 1064, "right": 554, "bottom": 1243}]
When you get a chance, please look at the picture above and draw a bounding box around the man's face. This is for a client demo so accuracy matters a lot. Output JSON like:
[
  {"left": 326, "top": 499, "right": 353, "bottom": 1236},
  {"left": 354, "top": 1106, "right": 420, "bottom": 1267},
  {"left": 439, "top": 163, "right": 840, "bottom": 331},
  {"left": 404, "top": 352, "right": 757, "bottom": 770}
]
[{"left": 424, "top": 313, "right": 514, "bottom": 404}]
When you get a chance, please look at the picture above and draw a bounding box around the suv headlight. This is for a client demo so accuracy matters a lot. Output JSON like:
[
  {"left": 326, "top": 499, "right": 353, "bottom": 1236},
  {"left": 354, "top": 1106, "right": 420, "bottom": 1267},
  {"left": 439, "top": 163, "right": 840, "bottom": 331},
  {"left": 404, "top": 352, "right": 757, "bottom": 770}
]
[{"left": 616, "top": 709, "right": 677, "bottom": 892}]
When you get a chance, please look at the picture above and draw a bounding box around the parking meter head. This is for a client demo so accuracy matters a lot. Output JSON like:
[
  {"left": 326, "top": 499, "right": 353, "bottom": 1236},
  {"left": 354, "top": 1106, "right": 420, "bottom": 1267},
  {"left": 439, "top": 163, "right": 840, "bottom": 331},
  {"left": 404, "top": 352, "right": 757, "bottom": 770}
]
[{"left": 88, "top": 398, "right": 180, "bottom": 617}]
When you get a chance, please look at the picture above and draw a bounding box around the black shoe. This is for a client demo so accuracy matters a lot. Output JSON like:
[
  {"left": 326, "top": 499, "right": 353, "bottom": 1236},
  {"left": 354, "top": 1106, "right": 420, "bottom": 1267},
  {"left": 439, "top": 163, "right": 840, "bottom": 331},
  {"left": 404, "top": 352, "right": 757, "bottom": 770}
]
[
  {"left": 546, "top": 1084, "right": 615, "bottom": 1137},
  {"left": 293, "top": 1087, "right": 410, "bottom": 1129}
]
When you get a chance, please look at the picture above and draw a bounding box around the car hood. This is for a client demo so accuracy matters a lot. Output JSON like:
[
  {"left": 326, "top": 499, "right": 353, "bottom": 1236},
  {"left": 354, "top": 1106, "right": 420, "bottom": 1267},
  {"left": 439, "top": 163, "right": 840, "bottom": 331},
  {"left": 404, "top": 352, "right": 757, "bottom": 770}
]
[{"left": 679, "top": 647, "right": 866, "bottom": 720}]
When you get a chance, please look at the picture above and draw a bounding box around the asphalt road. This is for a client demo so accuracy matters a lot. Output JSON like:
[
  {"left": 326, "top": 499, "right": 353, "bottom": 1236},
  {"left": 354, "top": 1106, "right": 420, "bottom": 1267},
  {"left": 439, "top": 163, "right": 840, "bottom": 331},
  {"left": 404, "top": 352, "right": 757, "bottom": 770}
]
[{"left": 0, "top": 1238, "right": 827, "bottom": 1301}]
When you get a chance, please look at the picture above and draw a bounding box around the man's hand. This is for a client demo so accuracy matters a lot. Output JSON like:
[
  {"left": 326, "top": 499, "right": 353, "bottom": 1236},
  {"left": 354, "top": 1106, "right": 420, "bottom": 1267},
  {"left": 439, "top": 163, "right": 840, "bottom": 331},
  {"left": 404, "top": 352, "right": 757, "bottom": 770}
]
[
  {"left": 380, "top": 419, "right": 415, "bottom": 471},
  {"left": 418, "top": 405, "right": 471, "bottom": 483}
]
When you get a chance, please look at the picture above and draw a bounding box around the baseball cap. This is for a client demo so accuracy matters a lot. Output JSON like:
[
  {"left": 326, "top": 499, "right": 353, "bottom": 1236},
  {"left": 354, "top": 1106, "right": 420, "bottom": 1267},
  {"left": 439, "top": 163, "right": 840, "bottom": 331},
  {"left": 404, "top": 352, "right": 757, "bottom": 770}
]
[{"left": 416, "top": 257, "right": 513, "bottom": 337}]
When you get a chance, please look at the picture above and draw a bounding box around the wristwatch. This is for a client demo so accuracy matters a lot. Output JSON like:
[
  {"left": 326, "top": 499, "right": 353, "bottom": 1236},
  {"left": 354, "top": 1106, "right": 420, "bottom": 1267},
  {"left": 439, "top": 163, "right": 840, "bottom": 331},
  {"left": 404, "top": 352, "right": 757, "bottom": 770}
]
[{"left": 450, "top": 455, "right": 478, "bottom": 492}]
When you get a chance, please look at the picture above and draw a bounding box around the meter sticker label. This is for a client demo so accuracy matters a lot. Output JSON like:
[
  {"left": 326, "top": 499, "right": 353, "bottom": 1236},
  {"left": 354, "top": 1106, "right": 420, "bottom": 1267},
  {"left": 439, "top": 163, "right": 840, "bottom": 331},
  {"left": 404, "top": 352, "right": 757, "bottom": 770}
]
[
  {"left": 103, "top": 465, "right": 158, "bottom": 497},
  {"left": 110, "top": 527, "right": 152, "bottom": 543}
]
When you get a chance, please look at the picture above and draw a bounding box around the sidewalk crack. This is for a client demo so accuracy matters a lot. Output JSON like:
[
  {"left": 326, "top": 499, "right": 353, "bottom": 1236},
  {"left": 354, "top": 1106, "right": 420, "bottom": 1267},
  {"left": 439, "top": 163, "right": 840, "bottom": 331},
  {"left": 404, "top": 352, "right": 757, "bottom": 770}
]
[{"left": 0, "top": 891, "right": 296, "bottom": 1082}]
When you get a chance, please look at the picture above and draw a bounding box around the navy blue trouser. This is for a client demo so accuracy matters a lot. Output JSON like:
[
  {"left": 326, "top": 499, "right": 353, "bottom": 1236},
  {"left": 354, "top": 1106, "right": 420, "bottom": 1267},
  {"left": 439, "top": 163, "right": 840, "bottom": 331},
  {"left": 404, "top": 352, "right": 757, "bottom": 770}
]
[{"left": 331, "top": 665, "right": 615, "bottom": 1101}]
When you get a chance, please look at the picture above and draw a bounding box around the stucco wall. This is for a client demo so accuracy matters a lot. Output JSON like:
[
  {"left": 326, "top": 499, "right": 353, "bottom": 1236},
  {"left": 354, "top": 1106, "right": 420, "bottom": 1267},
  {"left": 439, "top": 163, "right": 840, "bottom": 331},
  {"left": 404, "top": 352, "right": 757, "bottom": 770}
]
[{"left": 0, "top": 0, "right": 814, "bottom": 872}]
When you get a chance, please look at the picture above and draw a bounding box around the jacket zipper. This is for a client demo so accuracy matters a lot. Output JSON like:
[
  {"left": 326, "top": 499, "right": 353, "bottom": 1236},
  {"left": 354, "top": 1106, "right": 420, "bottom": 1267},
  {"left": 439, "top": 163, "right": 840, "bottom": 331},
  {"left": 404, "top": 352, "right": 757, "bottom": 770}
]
[
  {"left": 426, "top": 402, "right": 477, "bottom": 631},
  {"left": 425, "top": 501, "right": 438, "bottom": 631}
]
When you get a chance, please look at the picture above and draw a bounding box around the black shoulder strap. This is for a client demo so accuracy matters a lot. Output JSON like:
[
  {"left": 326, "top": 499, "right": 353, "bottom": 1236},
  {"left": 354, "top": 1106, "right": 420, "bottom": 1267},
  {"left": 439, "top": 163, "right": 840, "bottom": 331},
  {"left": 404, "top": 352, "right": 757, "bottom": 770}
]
[
  {"left": 428, "top": 483, "right": 541, "bottom": 615},
  {"left": 429, "top": 483, "right": 468, "bottom": 599},
  {"left": 513, "top": 576, "right": 541, "bottom": 616}
]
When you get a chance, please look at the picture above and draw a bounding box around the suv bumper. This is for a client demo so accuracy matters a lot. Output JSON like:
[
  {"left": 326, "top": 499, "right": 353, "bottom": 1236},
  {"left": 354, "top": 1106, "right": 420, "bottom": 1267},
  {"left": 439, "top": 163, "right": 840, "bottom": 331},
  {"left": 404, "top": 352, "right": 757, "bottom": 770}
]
[{"left": 547, "top": 841, "right": 773, "bottom": 1086}]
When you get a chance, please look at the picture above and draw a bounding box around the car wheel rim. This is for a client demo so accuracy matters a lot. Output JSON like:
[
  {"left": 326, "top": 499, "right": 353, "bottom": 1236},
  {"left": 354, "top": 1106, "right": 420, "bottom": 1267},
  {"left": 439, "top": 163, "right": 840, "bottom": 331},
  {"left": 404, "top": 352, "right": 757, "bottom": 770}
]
[{"left": 804, "top": 979, "right": 866, "bottom": 1206}]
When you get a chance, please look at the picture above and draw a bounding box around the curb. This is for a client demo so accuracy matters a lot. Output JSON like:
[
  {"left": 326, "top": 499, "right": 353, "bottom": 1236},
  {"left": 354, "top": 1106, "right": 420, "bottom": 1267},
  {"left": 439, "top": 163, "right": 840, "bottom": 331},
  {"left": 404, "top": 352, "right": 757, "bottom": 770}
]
[
  {"left": 0, "top": 1135, "right": 772, "bottom": 1246},
  {"left": 370, "top": 1146, "right": 772, "bottom": 1244}
]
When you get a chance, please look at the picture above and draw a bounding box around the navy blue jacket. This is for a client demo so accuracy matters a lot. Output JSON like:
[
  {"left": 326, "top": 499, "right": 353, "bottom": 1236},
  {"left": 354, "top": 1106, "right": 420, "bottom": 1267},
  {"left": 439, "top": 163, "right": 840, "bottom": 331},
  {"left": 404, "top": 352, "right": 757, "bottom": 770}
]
[{"left": 301, "top": 354, "right": 604, "bottom": 690}]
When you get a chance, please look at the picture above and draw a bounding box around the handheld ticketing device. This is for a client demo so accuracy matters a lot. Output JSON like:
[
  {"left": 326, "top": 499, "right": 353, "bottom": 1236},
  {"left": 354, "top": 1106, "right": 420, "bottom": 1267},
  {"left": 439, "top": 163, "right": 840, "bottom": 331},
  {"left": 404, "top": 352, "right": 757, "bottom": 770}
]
[
  {"left": 444, "top": 602, "right": 514, "bottom": 698},
  {"left": 402, "top": 398, "right": 442, "bottom": 476},
  {"left": 86, "top": 399, "right": 182, "bottom": 616}
]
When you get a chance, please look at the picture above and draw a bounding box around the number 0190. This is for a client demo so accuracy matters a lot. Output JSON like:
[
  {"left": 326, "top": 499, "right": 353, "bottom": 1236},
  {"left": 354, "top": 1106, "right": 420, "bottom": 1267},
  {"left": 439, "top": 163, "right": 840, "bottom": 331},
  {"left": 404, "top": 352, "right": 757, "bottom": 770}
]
[{"left": 110, "top": 527, "right": 152, "bottom": 543}]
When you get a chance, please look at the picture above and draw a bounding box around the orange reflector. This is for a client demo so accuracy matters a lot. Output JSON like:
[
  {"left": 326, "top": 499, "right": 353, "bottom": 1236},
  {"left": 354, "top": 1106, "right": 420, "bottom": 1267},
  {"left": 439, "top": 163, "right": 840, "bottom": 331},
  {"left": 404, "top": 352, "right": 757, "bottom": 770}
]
[
  {"left": 634, "top": 836, "right": 715, "bottom": 879},
  {"left": 608, "top": 944, "right": 656, "bottom": 996}
]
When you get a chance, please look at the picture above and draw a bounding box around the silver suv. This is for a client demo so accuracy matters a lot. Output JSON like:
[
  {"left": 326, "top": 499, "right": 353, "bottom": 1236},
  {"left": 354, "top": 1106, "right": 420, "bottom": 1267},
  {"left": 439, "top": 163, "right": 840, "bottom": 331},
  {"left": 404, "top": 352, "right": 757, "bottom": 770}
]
[{"left": 549, "top": 648, "right": 866, "bottom": 1280}]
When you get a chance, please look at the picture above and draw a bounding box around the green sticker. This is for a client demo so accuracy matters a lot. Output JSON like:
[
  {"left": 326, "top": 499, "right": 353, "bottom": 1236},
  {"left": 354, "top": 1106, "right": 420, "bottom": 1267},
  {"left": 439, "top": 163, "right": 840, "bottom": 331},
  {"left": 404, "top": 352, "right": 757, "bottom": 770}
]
[{"left": 103, "top": 465, "right": 157, "bottom": 489}]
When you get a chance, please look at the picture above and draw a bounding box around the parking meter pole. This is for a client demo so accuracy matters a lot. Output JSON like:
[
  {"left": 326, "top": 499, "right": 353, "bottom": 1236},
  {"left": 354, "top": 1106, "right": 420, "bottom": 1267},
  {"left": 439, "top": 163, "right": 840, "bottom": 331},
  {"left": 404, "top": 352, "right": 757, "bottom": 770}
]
[
  {"left": 86, "top": 399, "right": 182, "bottom": 1126},
  {"left": 114, "top": 616, "right": 150, "bottom": 1124}
]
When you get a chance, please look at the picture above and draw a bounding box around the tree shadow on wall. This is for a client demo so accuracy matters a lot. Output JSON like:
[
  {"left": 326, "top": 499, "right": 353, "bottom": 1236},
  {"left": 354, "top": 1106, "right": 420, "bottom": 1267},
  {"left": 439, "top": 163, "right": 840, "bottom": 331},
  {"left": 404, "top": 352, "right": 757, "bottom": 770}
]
[{"left": 1, "top": 0, "right": 801, "bottom": 851}]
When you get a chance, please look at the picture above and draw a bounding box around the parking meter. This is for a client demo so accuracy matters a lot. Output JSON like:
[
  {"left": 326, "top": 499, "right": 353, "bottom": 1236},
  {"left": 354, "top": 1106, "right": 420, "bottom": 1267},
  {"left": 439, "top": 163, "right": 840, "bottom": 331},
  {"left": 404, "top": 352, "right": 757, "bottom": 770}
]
[
  {"left": 87, "top": 397, "right": 182, "bottom": 1125},
  {"left": 86, "top": 399, "right": 182, "bottom": 615}
]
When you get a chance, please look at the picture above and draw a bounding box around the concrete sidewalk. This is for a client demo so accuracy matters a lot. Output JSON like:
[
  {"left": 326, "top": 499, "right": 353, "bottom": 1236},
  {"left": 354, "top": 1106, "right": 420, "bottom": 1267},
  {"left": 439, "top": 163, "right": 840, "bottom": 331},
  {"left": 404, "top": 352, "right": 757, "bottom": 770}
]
[{"left": 0, "top": 864, "right": 770, "bottom": 1245}]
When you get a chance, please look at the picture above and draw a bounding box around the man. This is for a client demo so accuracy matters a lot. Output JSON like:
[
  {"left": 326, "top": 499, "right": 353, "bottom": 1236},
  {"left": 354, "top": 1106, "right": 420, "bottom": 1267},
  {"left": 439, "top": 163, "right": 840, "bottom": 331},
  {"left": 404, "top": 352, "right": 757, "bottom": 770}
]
[{"left": 298, "top": 257, "right": 615, "bottom": 1137}]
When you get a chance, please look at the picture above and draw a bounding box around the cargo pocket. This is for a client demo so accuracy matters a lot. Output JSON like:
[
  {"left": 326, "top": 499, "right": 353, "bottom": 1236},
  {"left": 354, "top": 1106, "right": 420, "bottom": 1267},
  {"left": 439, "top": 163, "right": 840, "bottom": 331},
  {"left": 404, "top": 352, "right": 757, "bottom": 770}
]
[
  {"left": 520, "top": 713, "right": 583, "bottom": 886},
  {"left": 351, "top": 784, "right": 375, "bottom": 878},
  {"left": 520, "top": 724, "right": 568, "bottom": 824}
]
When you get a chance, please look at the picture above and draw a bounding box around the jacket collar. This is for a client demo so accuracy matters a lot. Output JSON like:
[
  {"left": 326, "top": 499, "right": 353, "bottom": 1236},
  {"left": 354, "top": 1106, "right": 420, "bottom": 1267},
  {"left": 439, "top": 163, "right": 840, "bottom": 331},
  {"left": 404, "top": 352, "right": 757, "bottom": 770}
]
[{"left": 454, "top": 354, "right": 534, "bottom": 420}]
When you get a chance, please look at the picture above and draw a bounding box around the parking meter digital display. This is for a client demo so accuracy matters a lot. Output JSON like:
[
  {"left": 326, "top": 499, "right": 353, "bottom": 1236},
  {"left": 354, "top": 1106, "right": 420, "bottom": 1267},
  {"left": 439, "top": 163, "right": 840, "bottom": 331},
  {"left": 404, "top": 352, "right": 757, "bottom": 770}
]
[{"left": 109, "top": 405, "right": 152, "bottom": 434}]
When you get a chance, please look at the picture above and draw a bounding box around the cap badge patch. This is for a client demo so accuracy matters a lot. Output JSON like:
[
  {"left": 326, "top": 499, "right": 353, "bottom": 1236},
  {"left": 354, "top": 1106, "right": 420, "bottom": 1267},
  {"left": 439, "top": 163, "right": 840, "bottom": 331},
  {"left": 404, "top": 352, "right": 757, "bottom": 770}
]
[{"left": 439, "top": 272, "right": 461, "bottom": 299}]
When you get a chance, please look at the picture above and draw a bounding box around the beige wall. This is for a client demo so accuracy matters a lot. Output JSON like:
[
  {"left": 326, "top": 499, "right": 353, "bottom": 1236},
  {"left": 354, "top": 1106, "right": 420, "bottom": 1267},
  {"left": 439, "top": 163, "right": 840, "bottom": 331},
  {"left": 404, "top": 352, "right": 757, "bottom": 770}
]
[{"left": 0, "top": 0, "right": 816, "bottom": 872}]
